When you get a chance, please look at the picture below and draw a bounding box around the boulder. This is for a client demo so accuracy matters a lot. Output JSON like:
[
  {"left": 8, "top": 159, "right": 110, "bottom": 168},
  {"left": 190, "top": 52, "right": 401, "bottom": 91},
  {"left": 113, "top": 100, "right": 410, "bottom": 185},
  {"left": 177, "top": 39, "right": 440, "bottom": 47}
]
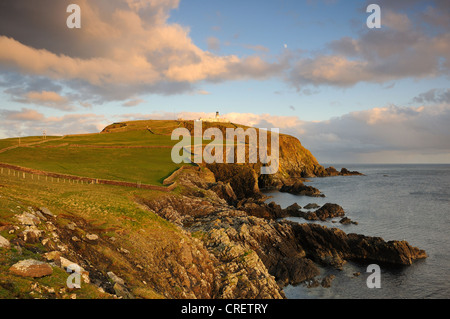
[
  {"left": 19, "top": 226, "right": 42, "bottom": 243},
  {"left": 0, "top": 234, "right": 10, "bottom": 249},
  {"left": 340, "top": 168, "right": 364, "bottom": 176},
  {"left": 39, "top": 207, "right": 55, "bottom": 218},
  {"left": 279, "top": 181, "right": 324, "bottom": 197},
  {"left": 304, "top": 203, "right": 320, "bottom": 210},
  {"left": 339, "top": 217, "right": 358, "bottom": 225},
  {"left": 321, "top": 274, "right": 336, "bottom": 288},
  {"left": 16, "top": 212, "right": 40, "bottom": 226},
  {"left": 314, "top": 203, "right": 345, "bottom": 221},
  {"left": 9, "top": 259, "right": 53, "bottom": 278}
]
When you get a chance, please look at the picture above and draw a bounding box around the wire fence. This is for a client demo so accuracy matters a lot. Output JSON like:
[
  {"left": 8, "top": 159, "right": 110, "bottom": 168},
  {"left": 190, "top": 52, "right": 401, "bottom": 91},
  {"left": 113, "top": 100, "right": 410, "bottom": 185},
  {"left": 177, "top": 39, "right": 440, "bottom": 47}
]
[{"left": 0, "top": 162, "right": 177, "bottom": 192}]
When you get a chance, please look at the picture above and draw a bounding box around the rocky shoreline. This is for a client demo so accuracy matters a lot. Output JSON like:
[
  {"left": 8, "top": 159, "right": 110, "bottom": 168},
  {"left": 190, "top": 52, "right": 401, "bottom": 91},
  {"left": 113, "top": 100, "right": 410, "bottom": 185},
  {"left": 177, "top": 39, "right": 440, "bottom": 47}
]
[{"left": 141, "top": 165, "right": 427, "bottom": 298}]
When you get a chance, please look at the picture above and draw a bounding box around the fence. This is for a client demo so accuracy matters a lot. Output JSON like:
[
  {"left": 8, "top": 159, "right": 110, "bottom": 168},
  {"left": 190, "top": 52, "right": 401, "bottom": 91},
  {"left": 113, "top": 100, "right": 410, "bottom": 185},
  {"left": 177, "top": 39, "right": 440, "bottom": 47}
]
[{"left": 0, "top": 162, "right": 177, "bottom": 192}]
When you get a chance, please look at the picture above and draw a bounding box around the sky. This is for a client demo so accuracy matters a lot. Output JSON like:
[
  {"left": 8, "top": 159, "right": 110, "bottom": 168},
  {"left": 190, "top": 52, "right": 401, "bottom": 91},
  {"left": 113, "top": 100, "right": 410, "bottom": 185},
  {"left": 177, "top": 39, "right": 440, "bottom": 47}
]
[{"left": 0, "top": 0, "right": 449, "bottom": 163}]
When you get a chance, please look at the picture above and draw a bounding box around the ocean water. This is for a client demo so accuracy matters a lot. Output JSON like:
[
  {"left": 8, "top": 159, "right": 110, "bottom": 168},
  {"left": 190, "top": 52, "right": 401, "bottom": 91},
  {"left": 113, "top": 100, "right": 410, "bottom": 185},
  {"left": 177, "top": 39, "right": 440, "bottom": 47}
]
[{"left": 264, "top": 164, "right": 450, "bottom": 299}]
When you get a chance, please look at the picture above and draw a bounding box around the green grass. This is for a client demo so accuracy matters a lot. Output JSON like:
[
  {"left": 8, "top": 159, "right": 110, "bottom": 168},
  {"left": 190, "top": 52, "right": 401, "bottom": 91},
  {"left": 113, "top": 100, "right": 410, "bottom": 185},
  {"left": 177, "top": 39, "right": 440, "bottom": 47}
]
[
  {"left": 0, "top": 119, "right": 274, "bottom": 187},
  {"left": 42, "top": 130, "right": 178, "bottom": 147},
  {"left": 0, "top": 162, "right": 184, "bottom": 299},
  {"left": 0, "top": 136, "right": 61, "bottom": 150},
  {"left": 0, "top": 144, "right": 184, "bottom": 185},
  {"left": 0, "top": 167, "right": 177, "bottom": 232}
]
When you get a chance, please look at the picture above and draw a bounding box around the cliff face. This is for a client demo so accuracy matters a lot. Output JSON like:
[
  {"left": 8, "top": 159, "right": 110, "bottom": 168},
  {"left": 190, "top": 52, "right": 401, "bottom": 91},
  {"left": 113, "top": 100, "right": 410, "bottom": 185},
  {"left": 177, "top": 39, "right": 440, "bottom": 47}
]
[{"left": 179, "top": 121, "right": 325, "bottom": 189}]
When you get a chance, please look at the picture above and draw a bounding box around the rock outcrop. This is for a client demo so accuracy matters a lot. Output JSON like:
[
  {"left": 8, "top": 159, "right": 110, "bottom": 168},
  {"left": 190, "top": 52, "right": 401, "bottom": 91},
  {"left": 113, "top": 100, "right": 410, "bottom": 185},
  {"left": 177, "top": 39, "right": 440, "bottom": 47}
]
[
  {"left": 9, "top": 259, "right": 53, "bottom": 278},
  {"left": 279, "top": 181, "right": 324, "bottom": 197}
]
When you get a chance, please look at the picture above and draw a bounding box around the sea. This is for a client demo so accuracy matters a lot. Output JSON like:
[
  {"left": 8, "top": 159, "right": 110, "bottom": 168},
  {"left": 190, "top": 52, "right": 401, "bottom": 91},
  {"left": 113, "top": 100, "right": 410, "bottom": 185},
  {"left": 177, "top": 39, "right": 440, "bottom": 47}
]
[{"left": 263, "top": 164, "right": 450, "bottom": 299}]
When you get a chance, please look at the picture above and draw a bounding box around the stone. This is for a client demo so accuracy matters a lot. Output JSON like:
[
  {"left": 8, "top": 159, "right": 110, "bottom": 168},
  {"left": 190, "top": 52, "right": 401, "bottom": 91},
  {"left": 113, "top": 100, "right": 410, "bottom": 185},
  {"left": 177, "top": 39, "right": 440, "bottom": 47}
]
[
  {"left": 314, "top": 203, "right": 345, "bottom": 221},
  {"left": 339, "top": 217, "right": 358, "bottom": 225},
  {"left": 107, "top": 271, "right": 125, "bottom": 286},
  {"left": 66, "top": 223, "right": 77, "bottom": 231},
  {"left": 0, "top": 234, "right": 10, "bottom": 249},
  {"left": 43, "top": 251, "right": 62, "bottom": 262},
  {"left": 86, "top": 233, "right": 99, "bottom": 241},
  {"left": 304, "top": 203, "right": 320, "bottom": 210},
  {"left": 113, "top": 283, "right": 134, "bottom": 299},
  {"left": 39, "top": 207, "right": 55, "bottom": 218},
  {"left": 321, "top": 274, "right": 336, "bottom": 288},
  {"left": 19, "top": 226, "right": 42, "bottom": 243},
  {"left": 16, "top": 212, "right": 40, "bottom": 226},
  {"left": 9, "top": 259, "right": 53, "bottom": 278},
  {"left": 279, "top": 181, "right": 324, "bottom": 197}
]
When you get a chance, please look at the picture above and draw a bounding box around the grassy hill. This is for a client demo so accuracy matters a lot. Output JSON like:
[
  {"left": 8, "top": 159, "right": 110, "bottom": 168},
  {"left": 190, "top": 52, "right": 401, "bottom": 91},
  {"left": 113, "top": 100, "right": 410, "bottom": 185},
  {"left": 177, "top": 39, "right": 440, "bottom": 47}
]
[
  {"left": 0, "top": 121, "right": 189, "bottom": 186},
  {"left": 0, "top": 119, "right": 323, "bottom": 187}
]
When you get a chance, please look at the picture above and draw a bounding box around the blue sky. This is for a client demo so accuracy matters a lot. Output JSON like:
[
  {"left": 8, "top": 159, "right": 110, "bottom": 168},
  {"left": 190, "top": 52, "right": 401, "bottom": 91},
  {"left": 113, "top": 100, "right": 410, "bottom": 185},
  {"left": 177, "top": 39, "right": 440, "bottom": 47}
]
[{"left": 0, "top": 0, "right": 449, "bottom": 163}]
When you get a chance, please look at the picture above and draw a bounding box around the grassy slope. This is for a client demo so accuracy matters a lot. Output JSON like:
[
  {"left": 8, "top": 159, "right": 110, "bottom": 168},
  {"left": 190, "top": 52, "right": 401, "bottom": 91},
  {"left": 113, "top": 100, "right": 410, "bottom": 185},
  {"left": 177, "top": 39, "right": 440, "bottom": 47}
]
[
  {"left": 0, "top": 123, "right": 187, "bottom": 186},
  {"left": 0, "top": 119, "right": 321, "bottom": 185},
  {"left": 0, "top": 167, "right": 178, "bottom": 299}
]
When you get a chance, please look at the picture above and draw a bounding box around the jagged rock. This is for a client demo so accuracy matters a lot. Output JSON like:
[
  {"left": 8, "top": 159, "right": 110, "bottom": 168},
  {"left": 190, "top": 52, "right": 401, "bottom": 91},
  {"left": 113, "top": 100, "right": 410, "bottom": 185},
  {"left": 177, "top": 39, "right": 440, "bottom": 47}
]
[
  {"left": 339, "top": 217, "right": 358, "bottom": 225},
  {"left": 325, "top": 166, "right": 340, "bottom": 176},
  {"left": 19, "top": 226, "right": 42, "bottom": 243},
  {"left": 314, "top": 203, "right": 345, "bottom": 221},
  {"left": 16, "top": 212, "right": 40, "bottom": 226},
  {"left": 321, "top": 274, "right": 336, "bottom": 288},
  {"left": 273, "top": 257, "right": 320, "bottom": 286},
  {"left": 210, "top": 182, "right": 237, "bottom": 205},
  {"left": 9, "top": 259, "right": 53, "bottom": 278},
  {"left": 304, "top": 203, "right": 320, "bottom": 210},
  {"left": 279, "top": 181, "right": 324, "bottom": 197},
  {"left": 206, "top": 163, "right": 260, "bottom": 199},
  {"left": 286, "top": 203, "right": 302, "bottom": 212},
  {"left": 290, "top": 222, "right": 427, "bottom": 267},
  {"left": 0, "top": 235, "right": 10, "bottom": 249},
  {"left": 315, "top": 167, "right": 364, "bottom": 177},
  {"left": 307, "top": 278, "right": 320, "bottom": 288},
  {"left": 340, "top": 168, "right": 364, "bottom": 176}
]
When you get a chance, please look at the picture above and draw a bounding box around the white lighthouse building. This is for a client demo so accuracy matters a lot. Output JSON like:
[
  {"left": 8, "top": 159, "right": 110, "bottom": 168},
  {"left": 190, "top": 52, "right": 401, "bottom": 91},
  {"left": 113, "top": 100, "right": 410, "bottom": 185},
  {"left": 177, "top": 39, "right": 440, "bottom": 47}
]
[{"left": 198, "top": 111, "right": 230, "bottom": 123}]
